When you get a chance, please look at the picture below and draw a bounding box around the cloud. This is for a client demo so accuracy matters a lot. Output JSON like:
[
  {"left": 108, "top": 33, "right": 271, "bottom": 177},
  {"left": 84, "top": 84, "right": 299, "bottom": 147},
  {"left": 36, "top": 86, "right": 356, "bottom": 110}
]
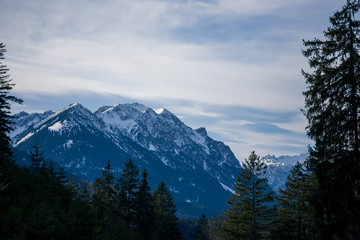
[
  {"left": 2, "top": 0, "right": 341, "bottom": 159},
  {"left": 1, "top": 0, "right": 324, "bottom": 110},
  {"left": 8, "top": 35, "right": 307, "bottom": 113}
]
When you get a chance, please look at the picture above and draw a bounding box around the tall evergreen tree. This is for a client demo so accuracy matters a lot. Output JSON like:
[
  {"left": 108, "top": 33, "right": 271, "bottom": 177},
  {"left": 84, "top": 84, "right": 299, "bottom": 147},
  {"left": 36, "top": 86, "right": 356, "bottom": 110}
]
[
  {"left": 221, "top": 151, "right": 275, "bottom": 240},
  {"left": 193, "top": 213, "right": 210, "bottom": 240},
  {"left": 93, "top": 160, "right": 116, "bottom": 206},
  {"left": 29, "top": 138, "right": 45, "bottom": 170},
  {"left": 275, "top": 162, "right": 317, "bottom": 240},
  {"left": 92, "top": 160, "right": 118, "bottom": 237},
  {"left": 117, "top": 158, "right": 140, "bottom": 229},
  {"left": 0, "top": 43, "right": 23, "bottom": 166},
  {"left": 302, "top": 1, "right": 360, "bottom": 238},
  {"left": 152, "top": 181, "right": 182, "bottom": 240},
  {"left": 136, "top": 168, "right": 154, "bottom": 240}
]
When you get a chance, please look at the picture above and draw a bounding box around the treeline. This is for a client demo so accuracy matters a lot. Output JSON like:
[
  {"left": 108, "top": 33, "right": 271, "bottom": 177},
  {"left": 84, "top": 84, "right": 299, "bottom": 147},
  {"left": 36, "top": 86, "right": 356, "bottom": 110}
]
[
  {"left": 0, "top": 143, "right": 318, "bottom": 240},
  {"left": 218, "top": 151, "right": 317, "bottom": 240},
  {"left": 0, "top": 142, "right": 183, "bottom": 240},
  {"left": 180, "top": 151, "right": 318, "bottom": 240},
  {"left": 168, "top": 151, "right": 319, "bottom": 240}
]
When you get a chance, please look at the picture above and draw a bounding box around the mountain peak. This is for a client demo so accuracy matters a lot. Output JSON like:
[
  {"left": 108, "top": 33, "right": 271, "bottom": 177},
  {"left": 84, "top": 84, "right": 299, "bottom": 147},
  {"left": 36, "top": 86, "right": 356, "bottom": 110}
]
[
  {"left": 15, "top": 111, "right": 29, "bottom": 118},
  {"left": 154, "top": 108, "right": 164, "bottom": 114},
  {"left": 54, "top": 103, "right": 88, "bottom": 115},
  {"left": 196, "top": 127, "right": 207, "bottom": 136},
  {"left": 11, "top": 102, "right": 243, "bottom": 218},
  {"left": 125, "top": 102, "right": 148, "bottom": 112}
]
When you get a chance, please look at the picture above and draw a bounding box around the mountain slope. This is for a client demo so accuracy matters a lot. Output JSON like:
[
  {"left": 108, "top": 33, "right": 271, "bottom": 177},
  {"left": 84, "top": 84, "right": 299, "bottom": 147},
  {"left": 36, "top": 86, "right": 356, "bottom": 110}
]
[
  {"left": 261, "top": 153, "right": 308, "bottom": 191},
  {"left": 11, "top": 103, "right": 242, "bottom": 218}
]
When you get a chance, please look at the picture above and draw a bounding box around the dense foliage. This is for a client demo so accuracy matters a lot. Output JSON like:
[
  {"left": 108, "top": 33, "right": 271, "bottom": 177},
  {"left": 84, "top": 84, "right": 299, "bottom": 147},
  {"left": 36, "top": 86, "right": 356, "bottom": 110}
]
[
  {"left": 0, "top": 155, "right": 182, "bottom": 240},
  {"left": 273, "top": 163, "right": 317, "bottom": 240},
  {"left": 302, "top": 0, "right": 360, "bottom": 238},
  {"left": 221, "top": 151, "right": 275, "bottom": 240},
  {"left": 0, "top": 43, "right": 22, "bottom": 166}
]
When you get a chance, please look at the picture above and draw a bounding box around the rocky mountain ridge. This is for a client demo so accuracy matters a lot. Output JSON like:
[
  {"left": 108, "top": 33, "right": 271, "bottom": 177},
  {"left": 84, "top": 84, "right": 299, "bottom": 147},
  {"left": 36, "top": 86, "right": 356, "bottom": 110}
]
[
  {"left": 261, "top": 153, "right": 308, "bottom": 191},
  {"left": 11, "top": 103, "right": 242, "bottom": 218},
  {"left": 11, "top": 102, "right": 306, "bottom": 216}
]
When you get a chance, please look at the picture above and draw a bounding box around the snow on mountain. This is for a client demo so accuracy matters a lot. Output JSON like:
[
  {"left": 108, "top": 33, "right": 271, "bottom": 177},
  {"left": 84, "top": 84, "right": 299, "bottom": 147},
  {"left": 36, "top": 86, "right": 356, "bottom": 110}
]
[
  {"left": 11, "top": 102, "right": 242, "bottom": 218},
  {"left": 11, "top": 110, "right": 54, "bottom": 139},
  {"left": 95, "top": 103, "right": 240, "bottom": 183},
  {"left": 261, "top": 153, "right": 308, "bottom": 191},
  {"left": 11, "top": 102, "right": 306, "bottom": 216}
]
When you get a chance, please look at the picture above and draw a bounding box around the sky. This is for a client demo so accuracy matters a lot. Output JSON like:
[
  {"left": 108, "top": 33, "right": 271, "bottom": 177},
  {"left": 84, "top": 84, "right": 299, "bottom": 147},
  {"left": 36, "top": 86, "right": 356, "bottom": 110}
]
[{"left": 1, "top": 0, "right": 345, "bottom": 161}]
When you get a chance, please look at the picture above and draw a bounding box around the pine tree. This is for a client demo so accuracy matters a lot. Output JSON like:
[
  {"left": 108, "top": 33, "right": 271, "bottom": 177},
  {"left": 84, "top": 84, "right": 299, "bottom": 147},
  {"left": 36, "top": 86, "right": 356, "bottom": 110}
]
[
  {"left": 275, "top": 162, "right": 317, "bottom": 240},
  {"left": 221, "top": 151, "right": 275, "bottom": 240},
  {"left": 193, "top": 213, "right": 210, "bottom": 240},
  {"left": 92, "top": 160, "right": 117, "bottom": 237},
  {"left": 302, "top": 1, "right": 360, "bottom": 238},
  {"left": 0, "top": 43, "right": 23, "bottom": 167},
  {"left": 93, "top": 160, "right": 116, "bottom": 206},
  {"left": 116, "top": 158, "right": 140, "bottom": 229},
  {"left": 136, "top": 168, "right": 154, "bottom": 240},
  {"left": 29, "top": 138, "right": 45, "bottom": 170},
  {"left": 152, "top": 181, "right": 182, "bottom": 240}
]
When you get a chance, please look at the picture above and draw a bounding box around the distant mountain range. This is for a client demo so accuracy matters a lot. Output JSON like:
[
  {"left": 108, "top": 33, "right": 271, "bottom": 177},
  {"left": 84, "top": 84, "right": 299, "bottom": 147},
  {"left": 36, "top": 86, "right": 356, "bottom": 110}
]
[
  {"left": 10, "top": 102, "right": 307, "bottom": 217},
  {"left": 260, "top": 153, "right": 308, "bottom": 191}
]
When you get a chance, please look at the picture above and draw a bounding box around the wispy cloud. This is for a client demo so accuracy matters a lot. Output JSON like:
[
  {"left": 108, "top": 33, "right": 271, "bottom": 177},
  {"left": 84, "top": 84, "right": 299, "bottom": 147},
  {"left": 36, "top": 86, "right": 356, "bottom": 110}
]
[{"left": 2, "top": 0, "right": 341, "bottom": 159}]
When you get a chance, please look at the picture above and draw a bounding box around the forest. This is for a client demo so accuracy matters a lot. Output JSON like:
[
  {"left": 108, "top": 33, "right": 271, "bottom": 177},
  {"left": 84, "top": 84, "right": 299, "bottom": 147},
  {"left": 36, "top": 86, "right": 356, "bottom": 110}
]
[
  {"left": 1, "top": 0, "right": 360, "bottom": 239},
  {"left": 0, "top": 140, "right": 316, "bottom": 240}
]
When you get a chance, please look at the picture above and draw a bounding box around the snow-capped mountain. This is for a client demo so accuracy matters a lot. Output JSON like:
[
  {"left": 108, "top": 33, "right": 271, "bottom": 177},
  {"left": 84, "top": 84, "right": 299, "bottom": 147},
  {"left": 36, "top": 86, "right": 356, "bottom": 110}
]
[
  {"left": 11, "top": 103, "right": 242, "bottom": 218},
  {"left": 260, "top": 153, "right": 308, "bottom": 191}
]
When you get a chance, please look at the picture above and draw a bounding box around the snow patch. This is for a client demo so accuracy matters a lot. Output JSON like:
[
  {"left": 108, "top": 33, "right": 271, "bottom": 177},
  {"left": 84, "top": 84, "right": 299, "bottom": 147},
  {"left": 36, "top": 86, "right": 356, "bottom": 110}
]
[
  {"left": 203, "top": 160, "right": 210, "bottom": 171},
  {"left": 169, "top": 186, "right": 179, "bottom": 193},
  {"left": 148, "top": 143, "right": 157, "bottom": 151},
  {"left": 191, "top": 131, "right": 210, "bottom": 154},
  {"left": 220, "top": 182, "right": 235, "bottom": 194},
  {"left": 48, "top": 121, "right": 63, "bottom": 132},
  {"left": 161, "top": 157, "right": 169, "bottom": 166},
  {"left": 100, "top": 104, "right": 119, "bottom": 114},
  {"left": 101, "top": 113, "right": 138, "bottom": 135},
  {"left": 154, "top": 108, "right": 164, "bottom": 114},
  {"left": 14, "top": 132, "right": 34, "bottom": 147},
  {"left": 64, "top": 140, "right": 73, "bottom": 148},
  {"left": 185, "top": 197, "right": 200, "bottom": 203}
]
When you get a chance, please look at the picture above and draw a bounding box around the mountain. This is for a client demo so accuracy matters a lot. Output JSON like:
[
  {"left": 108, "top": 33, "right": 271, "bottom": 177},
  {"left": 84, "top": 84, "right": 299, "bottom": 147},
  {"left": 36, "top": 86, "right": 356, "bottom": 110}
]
[
  {"left": 11, "top": 103, "right": 242, "bottom": 218},
  {"left": 260, "top": 153, "right": 308, "bottom": 191}
]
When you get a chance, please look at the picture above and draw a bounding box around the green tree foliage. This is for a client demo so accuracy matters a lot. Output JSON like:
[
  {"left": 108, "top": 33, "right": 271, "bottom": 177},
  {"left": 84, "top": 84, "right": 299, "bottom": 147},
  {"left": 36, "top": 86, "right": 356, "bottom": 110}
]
[
  {"left": 29, "top": 137, "right": 45, "bottom": 170},
  {"left": 274, "top": 162, "right": 317, "bottom": 240},
  {"left": 152, "top": 181, "right": 182, "bottom": 240},
  {"left": 0, "top": 43, "right": 22, "bottom": 167},
  {"left": 193, "top": 213, "right": 210, "bottom": 240},
  {"left": 117, "top": 158, "right": 140, "bottom": 229},
  {"left": 136, "top": 168, "right": 155, "bottom": 240},
  {"left": 93, "top": 160, "right": 116, "bottom": 207},
  {"left": 0, "top": 159, "right": 98, "bottom": 240},
  {"left": 92, "top": 160, "right": 120, "bottom": 238},
  {"left": 221, "top": 151, "right": 275, "bottom": 240},
  {"left": 302, "top": 0, "right": 360, "bottom": 238}
]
